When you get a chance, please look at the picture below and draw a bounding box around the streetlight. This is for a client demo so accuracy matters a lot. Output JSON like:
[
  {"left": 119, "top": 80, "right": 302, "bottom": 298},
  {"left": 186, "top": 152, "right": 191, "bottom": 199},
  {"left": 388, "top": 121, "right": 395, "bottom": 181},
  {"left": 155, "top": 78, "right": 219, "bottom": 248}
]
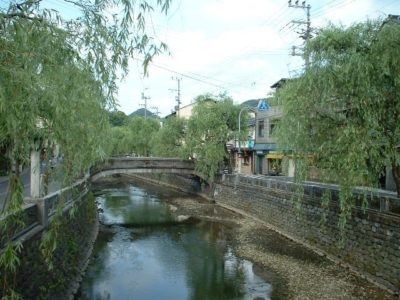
[{"left": 238, "top": 106, "right": 255, "bottom": 174}]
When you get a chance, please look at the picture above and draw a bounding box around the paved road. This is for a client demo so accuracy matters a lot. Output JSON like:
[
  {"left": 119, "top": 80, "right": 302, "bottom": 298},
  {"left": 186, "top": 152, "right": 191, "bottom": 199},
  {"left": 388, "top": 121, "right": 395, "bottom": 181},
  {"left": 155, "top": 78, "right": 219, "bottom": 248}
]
[{"left": 0, "top": 164, "right": 63, "bottom": 211}]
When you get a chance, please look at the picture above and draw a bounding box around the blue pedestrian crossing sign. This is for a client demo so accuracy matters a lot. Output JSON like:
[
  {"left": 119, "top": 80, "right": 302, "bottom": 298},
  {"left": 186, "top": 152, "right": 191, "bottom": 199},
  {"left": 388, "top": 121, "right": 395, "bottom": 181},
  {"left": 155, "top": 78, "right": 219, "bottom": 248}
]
[{"left": 258, "top": 99, "right": 269, "bottom": 112}]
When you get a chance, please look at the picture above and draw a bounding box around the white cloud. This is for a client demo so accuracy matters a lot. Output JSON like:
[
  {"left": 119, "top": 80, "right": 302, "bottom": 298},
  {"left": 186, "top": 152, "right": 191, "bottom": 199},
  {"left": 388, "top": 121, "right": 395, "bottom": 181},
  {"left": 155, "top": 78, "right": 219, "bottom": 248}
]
[
  {"left": 115, "top": 0, "right": 400, "bottom": 117},
  {"left": 204, "top": 0, "right": 284, "bottom": 23}
]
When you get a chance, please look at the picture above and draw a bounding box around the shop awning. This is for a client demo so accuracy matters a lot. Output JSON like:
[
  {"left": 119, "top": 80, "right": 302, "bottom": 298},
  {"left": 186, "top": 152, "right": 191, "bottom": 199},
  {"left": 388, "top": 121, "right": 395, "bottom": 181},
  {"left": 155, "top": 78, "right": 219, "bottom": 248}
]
[
  {"left": 252, "top": 143, "right": 277, "bottom": 151},
  {"left": 266, "top": 152, "right": 284, "bottom": 159}
]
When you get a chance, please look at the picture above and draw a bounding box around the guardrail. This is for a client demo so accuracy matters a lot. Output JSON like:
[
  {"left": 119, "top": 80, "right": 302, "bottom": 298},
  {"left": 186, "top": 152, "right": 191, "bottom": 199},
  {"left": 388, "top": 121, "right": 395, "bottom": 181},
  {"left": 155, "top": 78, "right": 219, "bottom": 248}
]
[
  {"left": 0, "top": 175, "right": 90, "bottom": 250},
  {"left": 223, "top": 174, "right": 400, "bottom": 215}
]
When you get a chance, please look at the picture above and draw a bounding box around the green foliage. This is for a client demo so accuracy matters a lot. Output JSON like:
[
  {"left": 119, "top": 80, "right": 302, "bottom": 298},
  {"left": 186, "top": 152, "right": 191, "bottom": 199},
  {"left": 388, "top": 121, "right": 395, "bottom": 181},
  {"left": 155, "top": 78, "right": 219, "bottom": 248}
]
[
  {"left": 151, "top": 117, "right": 187, "bottom": 157},
  {"left": 128, "top": 117, "right": 160, "bottom": 156},
  {"left": 108, "top": 117, "right": 160, "bottom": 157},
  {"left": 276, "top": 19, "right": 400, "bottom": 232},
  {"left": 0, "top": 175, "right": 24, "bottom": 298},
  {"left": 0, "top": 0, "right": 170, "bottom": 297},
  {"left": 0, "top": 0, "right": 171, "bottom": 179},
  {"left": 107, "top": 126, "right": 132, "bottom": 156},
  {"left": 108, "top": 110, "right": 128, "bottom": 127},
  {"left": 183, "top": 93, "right": 245, "bottom": 182}
]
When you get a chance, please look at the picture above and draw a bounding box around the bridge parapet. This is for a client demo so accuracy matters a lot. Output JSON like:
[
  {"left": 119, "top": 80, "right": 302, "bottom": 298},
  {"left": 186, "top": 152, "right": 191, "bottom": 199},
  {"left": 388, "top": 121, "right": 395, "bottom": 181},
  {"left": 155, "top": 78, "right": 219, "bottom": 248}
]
[
  {"left": 104, "top": 157, "right": 195, "bottom": 170},
  {"left": 91, "top": 157, "right": 197, "bottom": 181}
]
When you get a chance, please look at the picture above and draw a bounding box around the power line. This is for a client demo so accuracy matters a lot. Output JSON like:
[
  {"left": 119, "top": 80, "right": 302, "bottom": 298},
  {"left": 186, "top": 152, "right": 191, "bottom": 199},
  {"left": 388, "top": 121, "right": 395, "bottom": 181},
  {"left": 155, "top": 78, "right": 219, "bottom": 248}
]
[
  {"left": 146, "top": 61, "right": 227, "bottom": 90},
  {"left": 313, "top": 0, "right": 356, "bottom": 18},
  {"left": 376, "top": 0, "right": 400, "bottom": 14},
  {"left": 261, "top": 3, "right": 294, "bottom": 28}
]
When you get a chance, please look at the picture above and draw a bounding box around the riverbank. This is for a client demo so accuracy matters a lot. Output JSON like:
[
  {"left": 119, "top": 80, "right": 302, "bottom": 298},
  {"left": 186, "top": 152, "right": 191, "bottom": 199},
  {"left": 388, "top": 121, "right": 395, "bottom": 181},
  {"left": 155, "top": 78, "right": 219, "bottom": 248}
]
[
  {"left": 167, "top": 195, "right": 396, "bottom": 300},
  {"left": 95, "top": 175, "right": 396, "bottom": 299}
]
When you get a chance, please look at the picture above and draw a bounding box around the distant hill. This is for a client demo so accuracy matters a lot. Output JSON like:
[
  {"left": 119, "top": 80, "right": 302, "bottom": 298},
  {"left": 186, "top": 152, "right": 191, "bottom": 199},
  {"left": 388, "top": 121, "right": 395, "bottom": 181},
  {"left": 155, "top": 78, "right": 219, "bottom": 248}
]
[
  {"left": 129, "top": 108, "right": 158, "bottom": 118},
  {"left": 240, "top": 98, "right": 266, "bottom": 108}
]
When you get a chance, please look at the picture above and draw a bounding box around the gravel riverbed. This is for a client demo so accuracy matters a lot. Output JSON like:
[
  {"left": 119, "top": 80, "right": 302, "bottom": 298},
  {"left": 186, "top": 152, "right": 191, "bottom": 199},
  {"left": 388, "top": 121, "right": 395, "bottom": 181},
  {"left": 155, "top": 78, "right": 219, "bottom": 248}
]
[{"left": 168, "top": 195, "right": 397, "bottom": 300}]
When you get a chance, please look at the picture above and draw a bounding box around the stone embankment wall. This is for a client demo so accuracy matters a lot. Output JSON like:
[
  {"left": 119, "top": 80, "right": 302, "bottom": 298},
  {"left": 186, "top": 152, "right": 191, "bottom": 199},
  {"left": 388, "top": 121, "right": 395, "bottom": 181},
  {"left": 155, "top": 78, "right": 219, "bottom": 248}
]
[
  {"left": 0, "top": 179, "right": 97, "bottom": 299},
  {"left": 213, "top": 174, "right": 400, "bottom": 294}
]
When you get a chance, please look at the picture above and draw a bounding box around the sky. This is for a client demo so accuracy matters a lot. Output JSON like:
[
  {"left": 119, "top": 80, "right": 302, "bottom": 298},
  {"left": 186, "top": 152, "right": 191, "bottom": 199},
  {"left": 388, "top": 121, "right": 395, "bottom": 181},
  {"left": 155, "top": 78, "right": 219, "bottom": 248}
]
[
  {"left": 11, "top": 0, "right": 398, "bottom": 117},
  {"left": 116, "top": 0, "right": 400, "bottom": 117}
]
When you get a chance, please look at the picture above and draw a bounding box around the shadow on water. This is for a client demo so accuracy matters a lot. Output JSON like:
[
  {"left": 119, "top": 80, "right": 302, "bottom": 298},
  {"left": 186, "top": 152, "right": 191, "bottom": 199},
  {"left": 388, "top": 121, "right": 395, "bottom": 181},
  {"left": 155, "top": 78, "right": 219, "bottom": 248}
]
[{"left": 77, "top": 181, "right": 289, "bottom": 300}]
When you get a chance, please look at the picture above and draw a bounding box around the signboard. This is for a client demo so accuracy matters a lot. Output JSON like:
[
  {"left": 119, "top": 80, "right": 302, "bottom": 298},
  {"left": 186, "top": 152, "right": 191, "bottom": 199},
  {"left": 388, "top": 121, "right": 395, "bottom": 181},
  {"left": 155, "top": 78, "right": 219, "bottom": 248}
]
[
  {"left": 248, "top": 139, "right": 255, "bottom": 149},
  {"left": 258, "top": 99, "right": 269, "bottom": 112}
]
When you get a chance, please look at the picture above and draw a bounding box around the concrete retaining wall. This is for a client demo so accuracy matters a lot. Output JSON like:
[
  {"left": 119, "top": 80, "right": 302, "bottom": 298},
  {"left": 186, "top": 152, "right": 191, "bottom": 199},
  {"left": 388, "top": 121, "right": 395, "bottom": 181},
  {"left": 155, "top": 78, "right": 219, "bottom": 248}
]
[{"left": 213, "top": 174, "right": 400, "bottom": 294}]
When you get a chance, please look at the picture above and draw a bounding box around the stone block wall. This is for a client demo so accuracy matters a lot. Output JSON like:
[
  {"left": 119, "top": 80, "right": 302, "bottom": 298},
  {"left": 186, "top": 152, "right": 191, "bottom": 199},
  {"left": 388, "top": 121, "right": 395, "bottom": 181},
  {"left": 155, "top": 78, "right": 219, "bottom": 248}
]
[
  {"left": 213, "top": 174, "right": 400, "bottom": 294},
  {"left": 0, "top": 189, "right": 97, "bottom": 299}
]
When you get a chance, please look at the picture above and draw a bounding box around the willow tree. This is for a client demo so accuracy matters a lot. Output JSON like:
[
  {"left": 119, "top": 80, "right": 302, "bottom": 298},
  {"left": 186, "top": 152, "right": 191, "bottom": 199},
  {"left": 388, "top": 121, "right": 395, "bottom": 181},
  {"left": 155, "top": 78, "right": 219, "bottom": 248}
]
[
  {"left": 184, "top": 94, "right": 245, "bottom": 182},
  {"left": 0, "top": 0, "right": 171, "bottom": 211},
  {"left": 0, "top": 0, "right": 170, "bottom": 296},
  {"left": 127, "top": 116, "right": 160, "bottom": 156},
  {"left": 0, "top": 0, "right": 171, "bottom": 188},
  {"left": 276, "top": 18, "right": 400, "bottom": 228},
  {"left": 152, "top": 116, "right": 187, "bottom": 157}
]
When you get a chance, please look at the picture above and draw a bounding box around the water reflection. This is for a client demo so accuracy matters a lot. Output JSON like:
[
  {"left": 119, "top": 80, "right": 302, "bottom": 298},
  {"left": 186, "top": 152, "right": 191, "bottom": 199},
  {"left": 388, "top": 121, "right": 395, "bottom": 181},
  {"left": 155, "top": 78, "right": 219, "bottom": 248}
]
[
  {"left": 98, "top": 186, "right": 176, "bottom": 226},
  {"left": 78, "top": 184, "right": 272, "bottom": 300}
]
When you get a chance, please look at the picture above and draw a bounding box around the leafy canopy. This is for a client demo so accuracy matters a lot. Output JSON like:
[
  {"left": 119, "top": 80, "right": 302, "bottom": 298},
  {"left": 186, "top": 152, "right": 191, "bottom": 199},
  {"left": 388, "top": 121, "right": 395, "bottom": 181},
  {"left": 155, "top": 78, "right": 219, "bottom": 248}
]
[
  {"left": 0, "top": 1, "right": 170, "bottom": 295},
  {"left": 276, "top": 18, "right": 400, "bottom": 229},
  {"left": 108, "top": 117, "right": 160, "bottom": 157},
  {"left": 151, "top": 117, "right": 187, "bottom": 157},
  {"left": 183, "top": 93, "right": 245, "bottom": 182},
  {"left": 0, "top": 0, "right": 171, "bottom": 178}
]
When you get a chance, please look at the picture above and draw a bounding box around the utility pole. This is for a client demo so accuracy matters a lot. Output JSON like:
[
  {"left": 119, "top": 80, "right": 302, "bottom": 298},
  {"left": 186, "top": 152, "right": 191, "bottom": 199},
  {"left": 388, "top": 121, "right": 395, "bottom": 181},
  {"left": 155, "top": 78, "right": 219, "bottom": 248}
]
[
  {"left": 151, "top": 106, "right": 160, "bottom": 116},
  {"left": 140, "top": 90, "right": 150, "bottom": 119},
  {"left": 171, "top": 77, "right": 181, "bottom": 117},
  {"left": 288, "top": 0, "right": 311, "bottom": 68}
]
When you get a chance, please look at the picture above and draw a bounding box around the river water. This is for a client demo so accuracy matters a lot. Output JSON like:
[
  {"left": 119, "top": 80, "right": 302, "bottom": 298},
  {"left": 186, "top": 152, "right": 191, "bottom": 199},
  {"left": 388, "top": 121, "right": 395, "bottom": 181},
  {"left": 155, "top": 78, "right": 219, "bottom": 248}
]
[{"left": 77, "top": 181, "right": 273, "bottom": 300}]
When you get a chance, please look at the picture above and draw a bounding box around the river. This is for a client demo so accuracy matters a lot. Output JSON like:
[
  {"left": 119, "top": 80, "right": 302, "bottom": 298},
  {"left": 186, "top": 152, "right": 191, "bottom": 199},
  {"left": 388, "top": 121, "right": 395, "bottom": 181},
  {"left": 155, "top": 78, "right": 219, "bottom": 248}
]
[{"left": 77, "top": 181, "right": 273, "bottom": 300}]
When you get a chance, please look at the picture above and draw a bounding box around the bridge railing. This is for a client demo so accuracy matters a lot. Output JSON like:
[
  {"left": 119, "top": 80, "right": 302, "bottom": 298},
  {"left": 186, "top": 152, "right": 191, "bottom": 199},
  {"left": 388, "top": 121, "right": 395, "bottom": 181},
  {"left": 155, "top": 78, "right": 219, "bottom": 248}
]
[
  {"left": 102, "top": 157, "right": 195, "bottom": 170},
  {"left": 90, "top": 157, "right": 197, "bottom": 180}
]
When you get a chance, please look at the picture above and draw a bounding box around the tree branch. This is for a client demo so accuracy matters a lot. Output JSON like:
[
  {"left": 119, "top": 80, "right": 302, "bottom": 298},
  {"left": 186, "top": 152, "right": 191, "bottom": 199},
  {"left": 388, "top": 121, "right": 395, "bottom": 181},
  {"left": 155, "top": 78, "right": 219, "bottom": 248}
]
[{"left": 1, "top": 12, "right": 43, "bottom": 21}]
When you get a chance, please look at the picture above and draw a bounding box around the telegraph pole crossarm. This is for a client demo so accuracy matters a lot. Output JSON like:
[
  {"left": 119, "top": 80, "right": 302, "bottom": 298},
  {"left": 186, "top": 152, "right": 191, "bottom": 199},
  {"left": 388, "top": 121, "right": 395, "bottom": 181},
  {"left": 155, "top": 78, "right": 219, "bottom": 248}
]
[
  {"left": 140, "top": 90, "right": 151, "bottom": 119},
  {"left": 171, "top": 77, "right": 182, "bottom": 117},
  {"left": 288, "top": 0, "right": 311, "bottom": 68}
]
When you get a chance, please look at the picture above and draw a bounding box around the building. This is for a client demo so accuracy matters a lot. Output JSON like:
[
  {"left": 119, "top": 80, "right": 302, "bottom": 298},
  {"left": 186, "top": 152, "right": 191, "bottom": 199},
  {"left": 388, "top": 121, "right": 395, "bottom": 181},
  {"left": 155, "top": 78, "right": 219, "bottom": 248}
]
[
  {"left": 225, "top": 99, "right": 262, "bottom": 175},
  {"left": 253, "top": 97, "right": 282, "bottom": 175},
  {"left": 252, "top": 79, "right": 296, "bottom": 176}
]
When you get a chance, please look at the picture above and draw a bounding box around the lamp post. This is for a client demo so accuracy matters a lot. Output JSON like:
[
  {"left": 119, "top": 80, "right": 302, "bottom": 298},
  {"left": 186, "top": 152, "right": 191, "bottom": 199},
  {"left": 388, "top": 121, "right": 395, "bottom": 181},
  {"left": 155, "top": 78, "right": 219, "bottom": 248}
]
[{"left": 238, "top": 106, "right": 255, "bottom": 174}]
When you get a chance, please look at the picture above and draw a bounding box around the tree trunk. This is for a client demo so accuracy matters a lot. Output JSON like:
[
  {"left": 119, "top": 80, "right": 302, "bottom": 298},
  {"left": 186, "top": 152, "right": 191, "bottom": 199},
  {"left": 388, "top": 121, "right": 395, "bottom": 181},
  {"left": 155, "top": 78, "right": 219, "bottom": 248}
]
[
  {"left": 1, "top": 159, "right": 21, "bottom": 213},
  {"left": 392, "top": 163, "right": 400, "bottom": 197}
]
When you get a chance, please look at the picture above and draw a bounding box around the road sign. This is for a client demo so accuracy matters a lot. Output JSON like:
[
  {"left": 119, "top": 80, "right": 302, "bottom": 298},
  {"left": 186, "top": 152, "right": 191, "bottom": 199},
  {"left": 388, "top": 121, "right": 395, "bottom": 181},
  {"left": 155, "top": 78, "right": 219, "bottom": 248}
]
[{"left": 258, "top": 99, "right": 269, "bottom": 112}]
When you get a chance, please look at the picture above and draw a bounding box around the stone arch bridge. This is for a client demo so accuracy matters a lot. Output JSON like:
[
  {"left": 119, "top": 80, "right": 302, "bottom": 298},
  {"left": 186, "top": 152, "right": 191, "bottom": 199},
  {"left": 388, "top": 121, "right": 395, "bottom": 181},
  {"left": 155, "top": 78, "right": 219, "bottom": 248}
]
[{"left": 90, "top": 157, "right": 199, "bottom": 182}]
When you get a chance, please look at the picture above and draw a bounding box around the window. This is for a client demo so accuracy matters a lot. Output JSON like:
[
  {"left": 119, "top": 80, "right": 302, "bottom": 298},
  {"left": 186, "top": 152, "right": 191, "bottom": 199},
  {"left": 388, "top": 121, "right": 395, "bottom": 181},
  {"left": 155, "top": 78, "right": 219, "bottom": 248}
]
[
  {"left": 269, "top": 119, "right": 279, "bottom": 137},
  {"left": 258, "top": 120, "right": 264, "bottom": 138},
  {"left": 270, "top": 123, "right": 276, "bottom": 135}
]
